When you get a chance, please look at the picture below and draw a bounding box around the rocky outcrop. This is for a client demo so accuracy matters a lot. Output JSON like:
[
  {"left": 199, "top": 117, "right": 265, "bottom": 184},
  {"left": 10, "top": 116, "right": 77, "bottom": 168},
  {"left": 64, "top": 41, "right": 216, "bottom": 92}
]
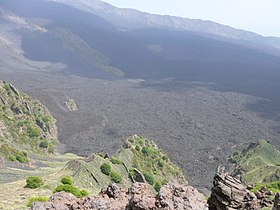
[
  {"left": 273, "top": 193, "right": 280, "bottom": 210},
  {"left": 208, "top": 170, "right": 274, "bottom": 210},
  {"left": 31, "top": 182, "right": 207, "bottom": 210}
]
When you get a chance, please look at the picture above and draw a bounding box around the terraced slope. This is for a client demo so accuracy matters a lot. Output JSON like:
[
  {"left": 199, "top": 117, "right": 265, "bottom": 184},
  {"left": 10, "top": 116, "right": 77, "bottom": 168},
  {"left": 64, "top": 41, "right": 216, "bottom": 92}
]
[
  {"left": 62, "top": 135, "right": 186, "bottom": 194},
  {"left": 230, "top": 140, "right": 280, "bottom": 184}
]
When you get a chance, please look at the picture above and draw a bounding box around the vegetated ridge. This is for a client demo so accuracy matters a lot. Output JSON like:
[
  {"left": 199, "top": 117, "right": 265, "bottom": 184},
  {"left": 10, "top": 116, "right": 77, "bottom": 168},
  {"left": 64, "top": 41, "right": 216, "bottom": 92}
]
[
  {"left": 0, "top": 80, "right": 57, "bottom": 163},
  {"left": 230, "top": 140, "right": 280, "bottom": 189}
]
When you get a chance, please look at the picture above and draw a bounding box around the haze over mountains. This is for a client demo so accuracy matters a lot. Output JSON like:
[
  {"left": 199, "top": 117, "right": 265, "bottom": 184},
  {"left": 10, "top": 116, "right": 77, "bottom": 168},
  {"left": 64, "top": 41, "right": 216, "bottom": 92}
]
[{"left": 0, "top": 0, "right": 280, "bottom": 189}]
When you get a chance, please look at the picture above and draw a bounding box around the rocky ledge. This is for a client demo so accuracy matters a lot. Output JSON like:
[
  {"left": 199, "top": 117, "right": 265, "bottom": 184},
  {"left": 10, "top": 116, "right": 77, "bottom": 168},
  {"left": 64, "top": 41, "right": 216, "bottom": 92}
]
[
  {"left": 31, "top": 182, "right": 207, "bottom": 210},
  {"left": 208, "top": 168, "right": 276, "bottom": 210}
]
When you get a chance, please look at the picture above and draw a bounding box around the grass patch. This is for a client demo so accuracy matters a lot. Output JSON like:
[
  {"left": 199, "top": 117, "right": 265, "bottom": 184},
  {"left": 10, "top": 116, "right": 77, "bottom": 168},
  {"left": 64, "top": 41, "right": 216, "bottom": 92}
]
[{"left": 27, "top": 196, "right": 48, "bottom": 207}]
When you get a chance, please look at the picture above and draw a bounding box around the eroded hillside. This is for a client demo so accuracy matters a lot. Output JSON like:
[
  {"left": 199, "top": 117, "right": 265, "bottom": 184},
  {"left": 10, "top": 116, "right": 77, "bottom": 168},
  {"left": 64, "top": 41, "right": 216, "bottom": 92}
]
[{"left": 0, "top": 80, "right": 57, "bottom": 163}]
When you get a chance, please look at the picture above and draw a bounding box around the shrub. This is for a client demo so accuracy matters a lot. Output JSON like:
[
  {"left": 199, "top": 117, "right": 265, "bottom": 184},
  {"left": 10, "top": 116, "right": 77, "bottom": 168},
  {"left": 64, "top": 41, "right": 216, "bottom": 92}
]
[
  {"left": 100, "top": 163, "right": 111, "bottom": 175},
  {"left": 25, "top": 176, "right": 43, "bottom": 189},
  {"left": 54, "top": 184, "right": 82, "bottom": 198},
  {"left": 27, "top": 127, "right": 40, "bottom": 138},
  {"left": 39, "top": 140, "right": 49, "bottom": 149},
  {"left": 80, "top": 189, "right": 89, "bottom": 197},
  {"left": 144, "top": 172, "right": 155, "bottom": 185},
  {"left": 129, "top": 169, "right": 136, "bottom": 180},
  {"left": 61, "top": 176, "right": 73, "bottom": 185},
  {"left": 154, "top": 181, "right": 162, "bottom": 192},
  {"left": 110, "top": 171, "right": 122, "bottom": 183},
  {"left": 27, "top": 196, "right": 48, "bottom": 207},
  {"left": 3, "top": 83, "right": 11, "bottom": 92},
  {"left": 135, "top": 145, "right": 140, "bottom": 151},
  {"left": 16, "top": 152, "right": 28, "bottom": 163},
  {"left": 8, "top": 155, "right": 16, "bottom": 161},
  {"left": 110, "top": 157, "right": 123, "bottom": 165},
  {"left": 158, "top": 159, "right": 164, "bottom": 168},
  {"left": 48, "top": 144, "right": 54, "bottom": 153}
]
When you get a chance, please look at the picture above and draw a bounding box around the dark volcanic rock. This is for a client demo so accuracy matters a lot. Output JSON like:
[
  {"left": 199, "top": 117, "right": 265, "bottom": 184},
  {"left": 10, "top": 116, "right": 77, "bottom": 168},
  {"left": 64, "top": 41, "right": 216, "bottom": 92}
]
[
  {"left": 208, "top": 169, "right": 274, "bottom": 210},
  {"left": 31, "top": 182, "right": 207, "bottom": 210},
  {"left": 208, "top": 172, "right": 259, "bottom": 209},
  {"left": 273, "top": 193, "right": 280, "bottom": 210}
]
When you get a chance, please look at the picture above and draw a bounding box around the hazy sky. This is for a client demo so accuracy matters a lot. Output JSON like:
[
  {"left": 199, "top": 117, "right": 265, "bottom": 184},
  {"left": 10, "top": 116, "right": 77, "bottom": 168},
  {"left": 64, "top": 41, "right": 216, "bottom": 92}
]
[{"left": 102, "top": 0, "right": 280, "bottom": 37}]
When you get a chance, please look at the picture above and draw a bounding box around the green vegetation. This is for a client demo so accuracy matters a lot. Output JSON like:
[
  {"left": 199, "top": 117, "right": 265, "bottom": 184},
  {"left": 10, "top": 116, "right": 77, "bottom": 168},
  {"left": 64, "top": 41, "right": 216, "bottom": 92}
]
[
  {"left": 61, "top": 176, "right": 73, "bottom": 185},
  {"left": 100, "top": 163, "right": 111, "bottom": 175},
  {"left": 0, "top": 80, "right": 57, "bottom": 162},
  {"left": 27, "top": 196, "right": 48, "bottom": 207},
  {"left": 144, "top": 172, "right": 155, "bottom": 185},
  {"left": 27, "top": 127, "right": 40, "bottom": 138},
  {"left": 126, "top": 135, "right": 184, "bottom": 188},
  {"left": 230, "top": 140, "right": 280, "bottom": 184},
  {"left": 0, "top": 144, "right": 28, "bottom": 162},
  {"left": 110, "top": 157, "right": 123, "bottom": 165},
  {"left": 54, "top": 176, "right": 88, "bottom": 198},
  {"left": 39, "top": 140, "right": 49, "bottom": 149},
  {"left": 110, "top": 171, "right": 122, "bottom": 183},
  {"left": 250, "top": 181, "right": 280, "bottom": 193},
  {"left": 54, "top": 184, "right": 83, "bottom": 197},
  {"left": 25, "top": 176, "right": 43, "bottom": 189}
]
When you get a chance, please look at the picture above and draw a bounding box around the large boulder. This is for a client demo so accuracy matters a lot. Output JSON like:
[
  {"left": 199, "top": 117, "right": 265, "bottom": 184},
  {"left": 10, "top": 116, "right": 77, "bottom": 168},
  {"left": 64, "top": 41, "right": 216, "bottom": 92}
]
[
  {"left": 273, "top": 193, "right": 280, "bottom": 210},
  {"left": 208, "top": 169, "right": 259, "bottom": 209}
]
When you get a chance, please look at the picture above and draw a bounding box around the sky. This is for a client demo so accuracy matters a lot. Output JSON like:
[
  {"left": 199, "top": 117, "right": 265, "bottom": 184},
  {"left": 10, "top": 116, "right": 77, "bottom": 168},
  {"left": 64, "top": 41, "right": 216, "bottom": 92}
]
[{"left": 102, "top": 0, "right": 280, "bottom": 37}]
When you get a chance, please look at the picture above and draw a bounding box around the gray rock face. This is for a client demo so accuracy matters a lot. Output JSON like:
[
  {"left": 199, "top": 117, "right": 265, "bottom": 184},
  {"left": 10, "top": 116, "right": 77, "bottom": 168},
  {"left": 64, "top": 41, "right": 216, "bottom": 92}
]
[
  {"left": 208, "top": 171, "right": 275, "bottom": 210},
  {"left": 208, "top": 172, "right": 259, "bottom": 209},
  {"left": 273, "top": 193, "right": 280, "bottom": 210}
]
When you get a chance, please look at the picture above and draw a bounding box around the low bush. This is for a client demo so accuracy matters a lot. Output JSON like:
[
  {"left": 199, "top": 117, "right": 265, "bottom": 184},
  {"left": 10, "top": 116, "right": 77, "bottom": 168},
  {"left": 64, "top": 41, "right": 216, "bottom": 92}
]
[
  {"left": 54, "top": 184, "right": 82, "bottom": 198},
  {"left": 144, "top": 172, "right": 155, "bottom": 185},
  {"left": 154, "top": 181, "right": 162, "bottom": 192},
  {"left": 27, "top": 127, "right": 40, "bottom": 138},
  {"left": 100, "top": 163, "right": 111, "bottom": 175},
  {"left": 110, "top": 171, "right": 122, "bottom": 183},
  {"left": 25, "top": 176, "right": 43, "bottom": 189},
  {"left": 110, "top": 157, "right": 123, "bottom": 165},
  {"left": 27, "top": 196, "right": 48, "bottom": 207},
  {"left": 61, "top": 176, "right": 73, "bottom": 185},
  {"left": 39, "top": 140, "right": 49, "bottom": 149},
  {"left": 80, "top": 189, "right": 89, "bottom": 197}
]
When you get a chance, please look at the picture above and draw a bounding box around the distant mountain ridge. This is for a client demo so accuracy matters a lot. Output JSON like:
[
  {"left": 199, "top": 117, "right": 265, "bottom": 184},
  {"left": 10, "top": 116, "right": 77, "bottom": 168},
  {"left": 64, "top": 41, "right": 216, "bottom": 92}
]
[{"left": 49, "top": 0, "right": 280, "bottom": 50}]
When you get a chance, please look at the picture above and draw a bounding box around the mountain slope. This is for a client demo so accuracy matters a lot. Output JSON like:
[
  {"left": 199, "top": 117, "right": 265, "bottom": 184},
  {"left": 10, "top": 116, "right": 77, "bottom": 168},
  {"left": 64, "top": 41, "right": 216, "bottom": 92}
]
[
  {"left": 0, "top": 80, "right": 57, "bottom": 163},
  {"left": 230, "top": 140, "right": 280, "bottom": 184},
  {"left": 1, "top": 0, "right": 280, "bottom": 103},
  {"left": 50, "top": 0, "right": 280, "bottom": 50}
]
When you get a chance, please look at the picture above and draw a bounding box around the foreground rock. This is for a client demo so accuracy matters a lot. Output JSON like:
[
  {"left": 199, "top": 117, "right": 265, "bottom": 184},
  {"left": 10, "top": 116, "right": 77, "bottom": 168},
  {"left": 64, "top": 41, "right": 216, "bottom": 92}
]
[
  {"left": 208, "top": 169, "right": 274, "bottom": 210},
  {"left": 273, "top": 193, "right": 280, "bottom": 210},
  {"left": 32, "top": 182, "right": 207, "bottom": 210}
]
